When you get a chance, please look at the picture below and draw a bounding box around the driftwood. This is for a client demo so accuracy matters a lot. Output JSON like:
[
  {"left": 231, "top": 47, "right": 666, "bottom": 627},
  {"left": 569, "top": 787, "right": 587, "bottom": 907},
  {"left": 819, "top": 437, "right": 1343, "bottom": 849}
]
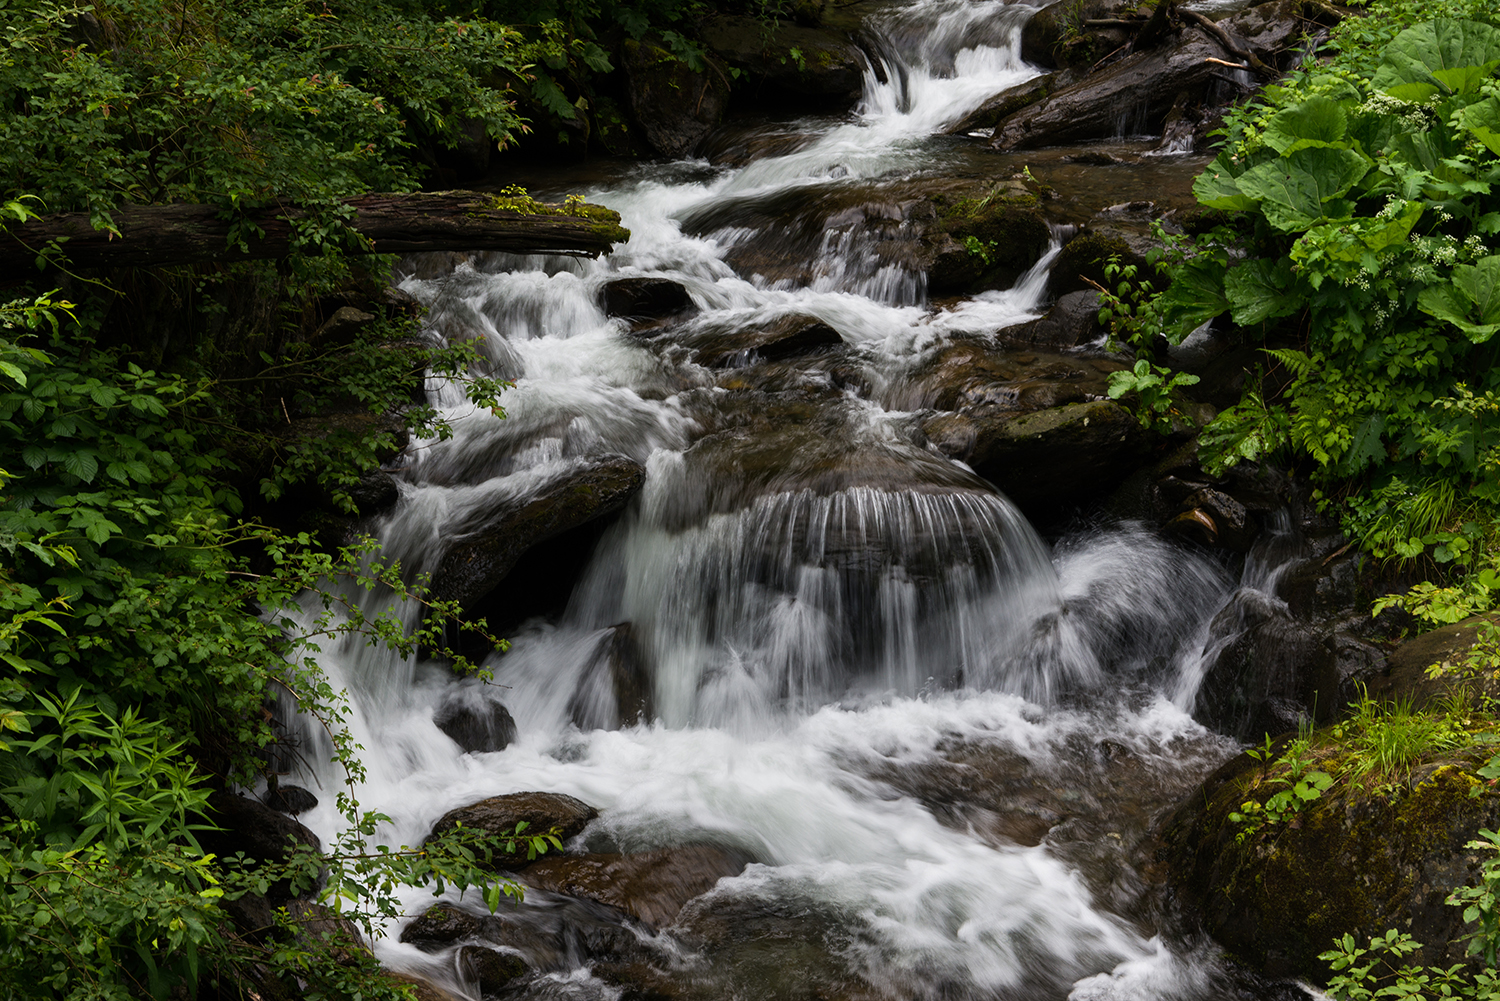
[
  {"left": 1181, "top": 8, "right": 1276, "bottom": 77},
  {"left": 0, "top": 191, "right": 630, "bottom": 272}
]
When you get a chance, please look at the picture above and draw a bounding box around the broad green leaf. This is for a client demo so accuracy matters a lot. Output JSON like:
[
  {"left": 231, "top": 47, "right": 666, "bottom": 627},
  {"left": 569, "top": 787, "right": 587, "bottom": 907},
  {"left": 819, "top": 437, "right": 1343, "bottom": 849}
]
[
  {"left": 1382, "top": 81, "right": 1440, "bottom": 103},
  {"left": 1417, "top": 256, "right": 1500, "bottom": 341},
  {"left": 1342, "top": 413, "right": 1387, "bottom": 472},
  {"left": 1193, "top": 150, "right": 1260, "bottom": 211},
  {"left": 1236, "top": 146, "right": 1372, "bottom": 232},
  {"left": 1372, "top": 19, "right": 1500, "bottom": 97},
  {"left": 62, "top": 451, "right": 98, "bottom": 483},
  {"left": 0, "top": 360, "right": 26, "bottom": 387},
  {"left": 1156, "top": 256, "right": 1231, "bottom": 340},
  {"left": 1457, "top": 96, "right": 1500, "bottom": 156},
  {"left": 1262, "top": 97, "right": 1349, "bottom": 154},
  {"left": 1225, "top": 258, "right": 1302, "bottom": 325}
]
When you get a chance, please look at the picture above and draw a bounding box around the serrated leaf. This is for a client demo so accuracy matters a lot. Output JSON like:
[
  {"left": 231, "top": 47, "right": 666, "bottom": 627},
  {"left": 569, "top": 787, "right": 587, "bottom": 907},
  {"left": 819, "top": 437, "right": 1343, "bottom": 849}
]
[
  {"left": 1237, "top": 146, "right": 1372, "bottom": 232},
  {"left": 1457, "top": 96, "right": 1500, "bottom": 156},
  {"left": 0, "top": 360, "right": 26, "bottom": 387},
  {"left": 1156, "top": 256, "right": 1231, "bottom": 340},
  {"left": 1225, "top": 258, "right": 1301, "bottom": 325},
  {"left": 62, "top": 451, "right": 98, "bottom": 483},
  {"left": 1418, "top": 255, "right": 1500, "bottom": 341},
  {"left": 1263, "top": 97, "right": 1349, "bottom": 154},
  {"left": 21, "top": 445, "right": 45, "bottom": 469},
  {"left": 1372, "top": 19, "right": 1500, "bottom": 97},
  {"left": 1342, "top": 412, "right": 1387, "bottom": 473}
]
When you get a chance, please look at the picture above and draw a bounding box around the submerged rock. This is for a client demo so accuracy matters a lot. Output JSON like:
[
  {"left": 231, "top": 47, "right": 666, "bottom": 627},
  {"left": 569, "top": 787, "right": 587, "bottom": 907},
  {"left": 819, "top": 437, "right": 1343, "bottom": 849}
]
[
  {"left": 602, "top": 277, "right": 698, "bottom": 326},
  {"left": 1155, "top": 745, "right": 1500, "bottom": 981},
  {"left": 426, "top": 792, "right": 599, "bottom": 869},
  {"left": 458, "top": 945, "right": 529, "bottom": 994},
  {"left": 522, "top": 845, "right": 750, "bottom": 929},
  {"left": 433, "top": 687, "right": 518, "bottom": 753},
  {"left": 430, "top": 455, "right": 647, "bottom": 609}
]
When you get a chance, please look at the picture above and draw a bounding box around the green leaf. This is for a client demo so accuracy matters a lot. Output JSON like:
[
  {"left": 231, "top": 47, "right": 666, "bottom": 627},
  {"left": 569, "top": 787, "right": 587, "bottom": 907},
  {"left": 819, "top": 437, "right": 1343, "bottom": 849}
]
[
  {"left": 62, "top": 451, "right": 99, "bottom": 483},
  {"left": 1457, "top": 96, "right": 1500, "bottom": 157},
  {"left": 1417, "top": 255, "right": 1500, "bottom": 341},
  {"left": 1343, "top": 413, "right": 1387, "bottom": 472},
  {"left": 1262, "top": 97, "right": 1349, "bottom": 154},
  {"left": 1236, "top": 146, "right": 1372, "bottom": 232},
  {"left": 1156, "top": 256, "right": 1231, "bottom": 340},
  {"left": 1371, "top": 19, "right": 1500, "bottom": 97},
  {"left": 0, "top": 360, "right": 27, "bottom": 387},
  {"left": 1225, "top": 258, "right": 1302, "bottom": 326},
  {"left": 1193, "top": 150, "right": 1262, "bottom": 212}
]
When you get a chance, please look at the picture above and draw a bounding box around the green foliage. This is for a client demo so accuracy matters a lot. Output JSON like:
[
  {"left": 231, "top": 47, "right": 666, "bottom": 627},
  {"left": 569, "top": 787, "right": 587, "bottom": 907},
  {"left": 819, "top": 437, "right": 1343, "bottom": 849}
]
[
  {"left": 1166, "top": 5, "right": 1500, "bottom": 574},
  {"left": 1228, "top": 736, "right": 1335, "bottom": 841},
  {"left": 1106, "top": 359, "right": 1201, "bottom": 434},
  {"left": 0, "top": 0, "right": 529, "bottom": 249}
]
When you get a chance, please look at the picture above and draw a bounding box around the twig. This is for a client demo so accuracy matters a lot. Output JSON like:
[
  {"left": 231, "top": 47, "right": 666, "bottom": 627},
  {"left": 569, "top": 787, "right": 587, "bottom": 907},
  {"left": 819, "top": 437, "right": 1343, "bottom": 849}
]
[
  {"left": 1205, "top": 56, "right": 1251, "bottom": 70},
  {"left": 1183, "top": 9, "right": 1277, "bottom": 78}
]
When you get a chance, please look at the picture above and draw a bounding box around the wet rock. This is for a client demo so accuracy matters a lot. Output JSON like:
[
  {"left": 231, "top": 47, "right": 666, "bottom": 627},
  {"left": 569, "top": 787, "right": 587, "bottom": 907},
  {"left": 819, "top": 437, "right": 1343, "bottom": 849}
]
[
  {"left": 1366, "top": 613, "right": 1500, "bottom": 708},
  {"left": 602, "top": 277, "right": 697, "bottom": 325},
  {"left": 700, "top": 16, "right": 867, "bottom": 108},
  {"left": 942, "top": 73, "right": 1070, "bottom": 135},
  {"left": 1047, "top": 229, "right": 1155, "bottom": 299},
  {"left": 569, "top": 623, "right": 654, "bottom": 729},
  {"left": 401, "top": 902, "right": 486, "bottom": 949},
  {"left": 523, "top": 845, "right": 750, "bottom": 929},
  {"left": 427, "top": 792, "right": 600, "bottom": 869},
  {"left": 1155, "top": 744, "right": 1500, "bottom": 980},
  {"left": 1193, "top": 588, "right": 1319, "bottom": 740},
  {"left": 1165, "top": 487, "right": 1253, "bottom": 552},
  {"left": 926, "top": 191, "right": 1051, "bottom": 294},
  {"left": 459, "top": 945, "right": 529, "bottom": 993},
  {"left": 199, "top": 791, "right": 322, "bottom": 903},
  {"left": 622, "top": 37, "right": 731, "bottom": 159},
  {"left": 283, "top": 900, "right": 367, "bottom": 965},
  {"left": 994, "top": 32, "right": 1230, "bottom": 151},
  {"left": 434, "top": 687, "right": 518, "bottom": 753},
  {"left": 383, "top": 971, "right": 466, "bottom": 1001},
  {"left": 994, "top": 291, "right": 1104, "bottom": 349},
  {"left": 430, "top": 455, "right": 646, "bottom": 609},
  {"left": 686, "top": 313, "right": 845, "bottom": 368},
  {"left": 926, "top": 400, "right": 1154, "bottom": 520},
  {"left": 261, "top": 784, "right": 318, "bottom": 816},
  {"left": 891, "top": 341, "right": 1113, "bottom": 412}
]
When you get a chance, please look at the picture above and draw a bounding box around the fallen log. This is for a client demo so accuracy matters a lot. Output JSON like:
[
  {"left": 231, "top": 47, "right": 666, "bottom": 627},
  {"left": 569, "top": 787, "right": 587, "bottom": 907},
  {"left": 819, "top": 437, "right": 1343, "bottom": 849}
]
[{"left": 0, "top": 190, "right": 630, "bottom": 272}]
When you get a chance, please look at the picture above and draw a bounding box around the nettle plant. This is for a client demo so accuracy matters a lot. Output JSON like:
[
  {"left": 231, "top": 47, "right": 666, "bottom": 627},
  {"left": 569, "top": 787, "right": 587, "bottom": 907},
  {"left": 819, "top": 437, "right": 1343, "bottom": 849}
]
[{"left": 1156, "top": 17, "right": 1500, "bottom": 564}]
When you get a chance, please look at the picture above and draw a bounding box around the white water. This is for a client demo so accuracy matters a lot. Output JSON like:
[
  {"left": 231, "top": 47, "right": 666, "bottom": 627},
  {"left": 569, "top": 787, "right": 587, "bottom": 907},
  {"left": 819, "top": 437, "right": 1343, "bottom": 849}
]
[{"left": 271, "top": 2, "right": 1273, "bottom": 998}]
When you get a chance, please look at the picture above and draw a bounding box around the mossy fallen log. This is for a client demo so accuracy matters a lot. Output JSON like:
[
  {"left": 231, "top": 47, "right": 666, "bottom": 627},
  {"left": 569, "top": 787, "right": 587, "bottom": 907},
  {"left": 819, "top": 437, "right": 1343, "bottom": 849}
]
[{"left": 0, "top": 191, "right": 630, "bottom": 271}]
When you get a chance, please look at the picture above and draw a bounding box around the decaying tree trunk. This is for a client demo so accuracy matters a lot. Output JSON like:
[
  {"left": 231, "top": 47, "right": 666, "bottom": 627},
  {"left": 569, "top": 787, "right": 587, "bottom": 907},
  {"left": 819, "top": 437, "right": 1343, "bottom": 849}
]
[{"left": 0, "top": 191, "right": 630, "bottom": 272}]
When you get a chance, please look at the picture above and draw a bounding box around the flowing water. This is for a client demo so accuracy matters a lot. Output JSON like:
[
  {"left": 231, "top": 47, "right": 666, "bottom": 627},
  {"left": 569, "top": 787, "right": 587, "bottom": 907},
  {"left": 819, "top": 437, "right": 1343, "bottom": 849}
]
[{"left": 274, "top": 2, "right": 1306, "bottom": 998}]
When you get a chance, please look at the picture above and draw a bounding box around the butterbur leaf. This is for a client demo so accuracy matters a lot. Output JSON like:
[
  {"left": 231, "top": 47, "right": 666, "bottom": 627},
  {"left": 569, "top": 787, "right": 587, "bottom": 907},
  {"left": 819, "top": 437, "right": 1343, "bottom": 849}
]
[
  {"left": 1372, "top": 19, "right": 1500, "bottom": 97},
  {"left": 1262, "top": 97, "right": 1349, "bottom": 154},
  {"left": 1457, "top": 97, "right": 1500, "bottom": 157},
  {"left": 1225, "top": 258, "right": 1301, "bottom": 325},
  {"left": 1418, "top": 255, "right": 1500, "bottom": 341},
  {"left": 1193, "top": 150, "right": 1260, "bottom": 211},
  {"left": 1156, "top": 256, "right": 1231, "bottom": 340},
  {"left": 1236, "top": 146, "right": 1372, "bottom": 232}
]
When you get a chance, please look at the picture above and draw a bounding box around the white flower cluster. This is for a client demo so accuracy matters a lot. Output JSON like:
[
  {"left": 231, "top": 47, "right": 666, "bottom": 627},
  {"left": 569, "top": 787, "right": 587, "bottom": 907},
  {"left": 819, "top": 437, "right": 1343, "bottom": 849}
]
[{"left": 1359, "top": 92, "right": 1432, "bottom": 131}]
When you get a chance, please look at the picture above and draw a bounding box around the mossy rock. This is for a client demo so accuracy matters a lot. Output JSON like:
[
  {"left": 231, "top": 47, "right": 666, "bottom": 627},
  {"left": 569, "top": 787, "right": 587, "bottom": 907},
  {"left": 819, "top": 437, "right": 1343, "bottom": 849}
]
[
  {"left": 1047, "top": 230, "right": 1164, "bottom": 299},
  {"left": 929, "top": 198, "right": 1050, "bottom": 294},
  {"left": 1155, "top": 744, "right": 1500, "bottom": 983}
]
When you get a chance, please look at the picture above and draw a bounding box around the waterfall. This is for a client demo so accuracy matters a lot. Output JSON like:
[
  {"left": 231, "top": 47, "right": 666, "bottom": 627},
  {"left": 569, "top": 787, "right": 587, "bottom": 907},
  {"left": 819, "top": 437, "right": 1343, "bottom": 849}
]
[{"left": 270, "top": 2, "right": 1264, "bottom": 998}]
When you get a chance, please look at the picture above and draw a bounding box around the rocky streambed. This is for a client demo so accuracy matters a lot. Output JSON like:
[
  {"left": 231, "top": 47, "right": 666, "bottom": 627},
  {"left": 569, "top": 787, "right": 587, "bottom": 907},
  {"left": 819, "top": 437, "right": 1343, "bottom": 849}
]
[{"left": 221, "top": 0, "right": 1500, "bottom": 999}]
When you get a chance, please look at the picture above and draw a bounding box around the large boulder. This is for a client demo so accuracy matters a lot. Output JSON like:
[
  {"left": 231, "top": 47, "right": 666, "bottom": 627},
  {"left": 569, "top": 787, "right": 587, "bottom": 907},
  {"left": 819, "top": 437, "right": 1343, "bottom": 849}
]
[
  {"left": 199, "top": 791, "right": 322, "bottom": 904},
  {"left": 1155, "top": 744, "right": 1500, "bottom": 981},
  {"left": 926, "top": 192, "right": 1052, "bottom": 295},
  {"left": 1021, "top": 0, "right": 1140, "bottom": 69},
  {"left": 942, "top": 73, "right": 1073, "bottom": 135},
  {"left": 426, "top": 791, "right": 599, "bottom": 869},
  {"left": 522, "top": 845, "right": 749, "bottom": 929},
  {"left": 995, "top": 0, "right": 1319, "bottom": 151},
  {"left": 994, "top": 291, "right": 1103, "bottom": 350},
  {"left": 621, "top": 37, "right": 731, "bottom": 159},
  {"left": 430, "top": 455, "right": 646, "bottom": 609},
  {"left": 602, "top": 277, "right": 698, "bottom": 326},
  {"left": 433, "top": 686, "right": 518, "bottom": 753},
  {"left": 699, "top": 16, "right": 867, "bottom": 108},
  {"left": 922, "top": 400, "right": 1154, "bottom": 519}
]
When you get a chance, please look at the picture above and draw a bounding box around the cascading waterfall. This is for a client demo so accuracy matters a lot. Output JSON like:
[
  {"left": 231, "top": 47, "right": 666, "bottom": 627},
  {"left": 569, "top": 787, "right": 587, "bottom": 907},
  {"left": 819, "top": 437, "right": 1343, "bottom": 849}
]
[{"left": 271, "top": 2, "right": 1285, "bottom": 998}]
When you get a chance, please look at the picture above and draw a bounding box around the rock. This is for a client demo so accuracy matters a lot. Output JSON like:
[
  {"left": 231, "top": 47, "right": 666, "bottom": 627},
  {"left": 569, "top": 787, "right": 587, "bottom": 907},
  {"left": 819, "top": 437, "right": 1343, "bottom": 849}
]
[
  {"left": 941, "top": 73, "right": 1068, "bottom": 135},
  {"left": 1192, "top": 588, "right": 1319, "bottom": 740},
  {"left": 994, "top": 291, "right": 1103, "bottom": 350},
  {"left": 687, "top": 313, "right": 845, "bottom": 368},
  {"left": 199, "top": 791, "right": 322, "bottom": 903},
  {"left": 282, "top": 899, "right": 367, "bottom": 965},
  {"left": 622, "top": 37, "right": 731, "bottom": 158},
  {"left": 434, "top": 687, "right": 518, "bottom": 753},
  {"left": 993, "top": 32, "right": 1229, "bottom": 151},
  {"left": 430, "top": 455, "right": 646, "bottom": 609},
  {"left": 426, "top": 792, "right": 599, "bottom": 869},
  {"left": 1155, "top": 745, "right": 1500, "bottom": 980},
  {"left": 926, "top": 192, "right": 1051, "bottom": 294},
  {"left": 1047, "top": 230, "right": 1152, "bottom": 299},
  {"left": 261, "top": 784, "right": 318, "bottom": 816},
  {"left": 699, "top": 16, "right": 867, "bottom": 108},
  {"left": 346, "top": 469, "right": 400, "bottom": 516},
  {"left": 893, "top": 342, "right": 1114, "bottom": 412},
  {"left": 569, "top": 623, "right": 654, "bottom": 729},
  {"left": 1367, "top": 614, "right": 1500, "bottom": 708},
  {"left": 459, "top": 945, "right": 529, "bottom": 993},
  {"left": 927, "top": 400, "right": 1154, "bottom": 520},
  {"left": 522, "top": 845, "right": 749, "bottom": 929},
  {"left": 401, "top": 902, "right": 486, "bottom": 949},
  {"left": 1165, "top": 487, "right": 1253, "bottom": 552},
  {"left": 311, "top": 306, "right": 375, "bottom": 346},
  {"left": 602, "top": 277, "right": 698, "bottom": 326},
  {"left": 383, "top": 972, "right": 466, "bottom": 1001}
]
